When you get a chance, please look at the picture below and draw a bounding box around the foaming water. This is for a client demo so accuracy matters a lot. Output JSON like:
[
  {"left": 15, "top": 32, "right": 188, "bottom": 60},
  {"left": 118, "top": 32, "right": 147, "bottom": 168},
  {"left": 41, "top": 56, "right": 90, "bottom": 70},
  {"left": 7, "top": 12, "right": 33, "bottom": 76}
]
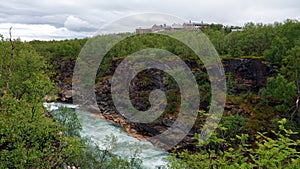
[{"left": 44, "top": 103, "right": 169, "bottom": 169}]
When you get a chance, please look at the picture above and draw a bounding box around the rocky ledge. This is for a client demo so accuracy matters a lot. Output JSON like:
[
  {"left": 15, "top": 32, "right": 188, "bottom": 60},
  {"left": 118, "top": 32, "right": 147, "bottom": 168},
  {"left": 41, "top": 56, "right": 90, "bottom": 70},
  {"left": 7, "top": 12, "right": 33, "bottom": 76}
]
[{"left": 53, "top": 57, "right": 274, "bottom": 152}]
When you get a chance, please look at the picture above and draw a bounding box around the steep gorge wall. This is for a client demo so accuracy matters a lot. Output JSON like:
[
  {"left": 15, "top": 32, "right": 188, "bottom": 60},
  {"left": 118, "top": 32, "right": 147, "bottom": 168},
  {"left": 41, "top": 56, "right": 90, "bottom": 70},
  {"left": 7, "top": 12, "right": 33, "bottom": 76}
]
[
  {"left": 54, "top": 58, "right": 275, "bottom": 150},
  {"left": 222, "top": 58, "right": 275, "bottom": 93},
  {"left": 56, "top": 58, "right": 275, "bottom": 102}
]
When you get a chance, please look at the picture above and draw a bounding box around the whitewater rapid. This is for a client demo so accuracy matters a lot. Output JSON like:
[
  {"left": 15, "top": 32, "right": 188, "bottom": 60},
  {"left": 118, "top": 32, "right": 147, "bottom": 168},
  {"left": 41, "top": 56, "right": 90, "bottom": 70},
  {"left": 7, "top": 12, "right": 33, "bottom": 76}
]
[{"left": 44, "top": 102, "right": 169, "bottom": 169}]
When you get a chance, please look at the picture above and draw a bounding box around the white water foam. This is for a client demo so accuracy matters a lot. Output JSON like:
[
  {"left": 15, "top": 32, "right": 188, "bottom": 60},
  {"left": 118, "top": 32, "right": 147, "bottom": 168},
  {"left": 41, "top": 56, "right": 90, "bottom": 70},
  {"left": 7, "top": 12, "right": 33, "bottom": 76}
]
[{"left": 44, "top": 103, "right": 169, "bottom": 169}]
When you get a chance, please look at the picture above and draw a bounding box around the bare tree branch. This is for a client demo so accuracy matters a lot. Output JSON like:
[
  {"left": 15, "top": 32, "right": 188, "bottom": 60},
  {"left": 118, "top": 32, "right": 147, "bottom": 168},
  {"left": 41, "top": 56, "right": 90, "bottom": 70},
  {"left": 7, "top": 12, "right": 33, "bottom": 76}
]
[
  {"left": 290, "top": 70, "right": 299, "bottom": 121},
  {"left": 5, "top": 27, "right": 15, "bottom": 95}
]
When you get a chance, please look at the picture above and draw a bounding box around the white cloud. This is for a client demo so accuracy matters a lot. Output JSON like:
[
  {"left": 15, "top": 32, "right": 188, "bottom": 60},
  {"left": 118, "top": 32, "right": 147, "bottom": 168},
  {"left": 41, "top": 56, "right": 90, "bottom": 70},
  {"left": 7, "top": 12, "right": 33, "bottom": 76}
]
[
  {"left": 64, "top": 15, "right": 97, "bottom": 32},
  {"left": 0, "top": 23, "right": 93, "bottom": 41}
]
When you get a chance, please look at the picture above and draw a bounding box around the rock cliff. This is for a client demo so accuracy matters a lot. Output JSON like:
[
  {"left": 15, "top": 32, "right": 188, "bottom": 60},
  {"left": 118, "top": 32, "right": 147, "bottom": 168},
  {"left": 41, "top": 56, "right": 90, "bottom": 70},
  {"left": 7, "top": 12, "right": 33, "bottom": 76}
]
[{"left": 53, "top": 57, "right": 275, "bottom": 151}]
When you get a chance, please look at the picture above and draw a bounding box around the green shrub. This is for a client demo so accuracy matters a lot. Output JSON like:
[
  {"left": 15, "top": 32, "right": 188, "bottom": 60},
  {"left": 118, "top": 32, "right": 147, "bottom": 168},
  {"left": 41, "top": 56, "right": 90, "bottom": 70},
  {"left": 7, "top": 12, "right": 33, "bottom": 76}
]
[{"left": 168, "top": 118, "right": 300, "bottom": 168}]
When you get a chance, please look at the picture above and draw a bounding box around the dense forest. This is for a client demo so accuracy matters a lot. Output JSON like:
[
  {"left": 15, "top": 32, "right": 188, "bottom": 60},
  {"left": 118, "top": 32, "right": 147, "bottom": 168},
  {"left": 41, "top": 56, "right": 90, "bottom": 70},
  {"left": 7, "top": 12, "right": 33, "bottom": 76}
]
[{"left": 0, "top": 19, "right": 300, "bottom": 168}]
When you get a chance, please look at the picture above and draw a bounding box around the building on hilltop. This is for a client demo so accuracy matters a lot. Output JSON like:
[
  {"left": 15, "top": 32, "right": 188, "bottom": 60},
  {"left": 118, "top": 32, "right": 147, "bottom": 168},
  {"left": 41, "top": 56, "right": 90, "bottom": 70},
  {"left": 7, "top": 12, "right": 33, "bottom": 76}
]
[
  {"left": 183, "top": 20, "right": 210, "bottom": 30},
  {"left": 136, "top": 20, "right": 211, "bottom": 34},
  {"left": 151, "top": 24, "right": 163, "bottom": 32},
  {"left": 231, "top": 28, "right": 244, "bottom": 32},
  {"left": 151, "top": 24, "right": 173, "bottom": 32},
  {"left": 135, "top": 27, "right": 152, "bottom": 34},
  {"left": 171, "top": 23, "right": 184, "bottom": 31}
]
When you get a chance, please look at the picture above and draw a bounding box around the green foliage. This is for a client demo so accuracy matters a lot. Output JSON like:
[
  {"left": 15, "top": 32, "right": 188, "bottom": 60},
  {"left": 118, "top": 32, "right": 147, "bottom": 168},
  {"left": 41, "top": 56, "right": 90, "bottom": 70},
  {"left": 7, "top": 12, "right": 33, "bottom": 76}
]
[
  {"left": 29, "top": 38, "right": 87, "bottom": 59},
  {"left": 226, "top": 72, "right": 236, "bottom": 95},
  {"left": 28, "top": 19, "right": 300, "bottom": 63},
  {"left": 263, "top": 20, "right": 300, "bottom": 65},
  {"left": 279, "top": 19, "right": 300, "bottom": 48},
  {"left": 264, "top": 36, "right": 289, "bottom": 65},
  {"left": 200, "top": 19, "right": 300, "bottom": 59},
  {"left": 218, "top": 114, "right": 247, "bottom": 139},
  {"left": 0, "top": 37, "right": 83, "bottom": 168},
  {"left": 207, "top": 30, "right": 227, "bottom": 55},
  {"left": 52, "top": 107, "right": 82, "bottom": 137},
  {"left": 280, "top": 46, "right": 300, "bottom": 82},
  {"left": 260, "top": 75, "right": 297, "bottom": 111},
  {"left": 168, "top": 118, "right": 300, "bottom": 169},
  {"left": 93, "top": 135, "right": 142, "bottom": 169},
  {"left": 0, "top": 37, "right": 142, "bottom": 168},
  {"left": 0, "top": 40, "right": 57, "bottom": 102},
  {"left": 0, "top": 95, "right": 86, "bottom": 168},
  {"left": 204, "top": 22, "right": 276, "bottom": 57}
]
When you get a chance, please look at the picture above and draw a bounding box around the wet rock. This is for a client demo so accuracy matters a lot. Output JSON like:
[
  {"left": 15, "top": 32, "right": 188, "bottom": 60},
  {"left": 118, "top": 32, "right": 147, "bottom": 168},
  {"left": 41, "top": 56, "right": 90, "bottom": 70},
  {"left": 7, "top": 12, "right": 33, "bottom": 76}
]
[
  {"left": 44, "top": 95, "right": 57, "bottom": 102},
  {"left": 58, "top": 90, "right": 73, "bottom": 103}
]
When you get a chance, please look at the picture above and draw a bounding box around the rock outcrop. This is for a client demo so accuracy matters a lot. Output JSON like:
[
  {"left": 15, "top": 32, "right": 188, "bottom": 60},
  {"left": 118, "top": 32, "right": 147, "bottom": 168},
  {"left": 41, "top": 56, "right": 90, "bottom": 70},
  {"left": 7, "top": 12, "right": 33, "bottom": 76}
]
[
  {"left": 223, "top": 58, "right": 275, "bottom": 93},
  {"left": 53, "top": 57, "right": 275, "bottom": 151}
]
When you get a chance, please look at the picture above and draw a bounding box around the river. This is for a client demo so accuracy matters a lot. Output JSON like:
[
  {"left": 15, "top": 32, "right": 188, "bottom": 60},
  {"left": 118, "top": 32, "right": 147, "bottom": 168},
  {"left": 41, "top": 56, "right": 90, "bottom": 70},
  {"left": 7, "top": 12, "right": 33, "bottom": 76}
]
[{"left": 43, "top": 102, "right": 169, "bottom": 169}]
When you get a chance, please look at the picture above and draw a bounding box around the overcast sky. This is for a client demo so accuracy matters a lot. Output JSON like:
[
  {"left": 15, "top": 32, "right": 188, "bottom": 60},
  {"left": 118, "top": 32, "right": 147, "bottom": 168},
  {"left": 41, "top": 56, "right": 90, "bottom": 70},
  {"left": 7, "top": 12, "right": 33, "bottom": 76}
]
[{"left": 0, "top": 0, "right": 299, "bottom": 41}]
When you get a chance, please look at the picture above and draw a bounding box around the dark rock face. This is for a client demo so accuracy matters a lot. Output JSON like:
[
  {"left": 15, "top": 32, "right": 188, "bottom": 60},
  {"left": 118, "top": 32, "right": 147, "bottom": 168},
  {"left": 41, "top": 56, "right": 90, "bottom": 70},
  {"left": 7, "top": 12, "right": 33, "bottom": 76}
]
[
  {"left": 222, "top": 58, "right": 275, "bottom": 93},
  {"left": 53, "top": 58, "right": 76, "bottom": 103},
  {"left": 94, "top": 66, "right": 181, "bottom": 141},
  {"left": 54, "top": 57, "right": 275, "bottom": 151}
]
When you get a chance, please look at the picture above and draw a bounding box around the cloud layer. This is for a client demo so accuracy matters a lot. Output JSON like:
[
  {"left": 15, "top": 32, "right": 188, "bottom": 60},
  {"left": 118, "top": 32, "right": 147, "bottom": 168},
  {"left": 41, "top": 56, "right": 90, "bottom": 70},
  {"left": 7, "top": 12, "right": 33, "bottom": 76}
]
[
  {"left": 0, "top": 0, "right": 299, "bottom": 40},
  {"left": 0, "top": 23, "right": 94, "bottom": 41}
]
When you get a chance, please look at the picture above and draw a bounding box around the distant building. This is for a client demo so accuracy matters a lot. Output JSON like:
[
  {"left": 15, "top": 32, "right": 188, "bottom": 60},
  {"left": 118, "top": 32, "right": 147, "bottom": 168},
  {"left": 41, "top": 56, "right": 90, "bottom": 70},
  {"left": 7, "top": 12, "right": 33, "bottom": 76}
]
[
  {"left": 151, "top": 24, "right": 173, "bottom": 32},
  {"left": 136, "top": 28, "right": 152, "bottom": 34},
  {"left": 183, "top": 20, "right": 210, "bottom": 30},
  {"left": 182, "top": 23, "right": 196, "bottom": 30},
  {"left": 136, "top": 20, "right": 212, "bottom": 34},
  {"left": 163, "top": 24, "right": 172, "bottom": 31},
  {"left": 171, "top": 23, "right": 183, "bottom": 31},
  {"left": 231, "top": 28, "right": 244, "bottom": 32},
  {"left": 151, "top": 24, "right": 163, "bottom": 32}
]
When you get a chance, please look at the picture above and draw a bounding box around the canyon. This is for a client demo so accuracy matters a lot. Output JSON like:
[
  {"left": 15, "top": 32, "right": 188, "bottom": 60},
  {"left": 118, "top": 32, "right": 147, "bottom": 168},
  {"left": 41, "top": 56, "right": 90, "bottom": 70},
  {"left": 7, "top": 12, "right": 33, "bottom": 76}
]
[{"left": 54, "top": 57, "right": 275, "bottom": 151}]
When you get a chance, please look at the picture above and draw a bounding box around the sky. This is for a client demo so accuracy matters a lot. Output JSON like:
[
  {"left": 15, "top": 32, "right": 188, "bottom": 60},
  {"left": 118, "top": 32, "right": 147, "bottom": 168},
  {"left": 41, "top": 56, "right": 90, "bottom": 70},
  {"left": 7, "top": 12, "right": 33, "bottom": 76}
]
[{"left": 0, "top": 0, "right": 299, "bottom": 41}]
